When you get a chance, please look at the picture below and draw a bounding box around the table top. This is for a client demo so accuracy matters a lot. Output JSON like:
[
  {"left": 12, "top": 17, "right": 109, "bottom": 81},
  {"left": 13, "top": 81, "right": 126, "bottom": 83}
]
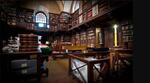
[{"left": 1, "top": 51, "right": 42, "bottom": 55}]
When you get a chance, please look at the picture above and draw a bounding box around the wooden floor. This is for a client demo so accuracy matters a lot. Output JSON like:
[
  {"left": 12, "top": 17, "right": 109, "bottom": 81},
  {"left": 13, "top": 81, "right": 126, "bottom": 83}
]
[{"left": 41, "top": 57, "right": 78, "bottom": 83}]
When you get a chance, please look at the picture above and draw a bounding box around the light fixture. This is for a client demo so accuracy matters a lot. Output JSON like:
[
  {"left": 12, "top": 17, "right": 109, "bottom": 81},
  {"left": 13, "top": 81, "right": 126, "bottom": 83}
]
[
  {"left": 113, "top": 24, "right": 118, "bottom": 47},
  {"left": 113, "top": 24, "right": 118, "bottom": 29}
]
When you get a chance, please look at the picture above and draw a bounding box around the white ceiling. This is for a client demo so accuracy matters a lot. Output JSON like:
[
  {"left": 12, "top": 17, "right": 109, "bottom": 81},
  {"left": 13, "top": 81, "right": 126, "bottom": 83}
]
[
  {"left": 63, "top": 1, "right": 72, "bottom": 13},
  {"left": 56, "top": 0, "right": 80, "bottom": 13}
]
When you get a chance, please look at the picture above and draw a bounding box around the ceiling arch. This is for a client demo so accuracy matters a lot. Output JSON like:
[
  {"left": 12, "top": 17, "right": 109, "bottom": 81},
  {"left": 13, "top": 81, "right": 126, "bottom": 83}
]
[{"left": 3, "top": 0, "right": 80, "bottom": 14}]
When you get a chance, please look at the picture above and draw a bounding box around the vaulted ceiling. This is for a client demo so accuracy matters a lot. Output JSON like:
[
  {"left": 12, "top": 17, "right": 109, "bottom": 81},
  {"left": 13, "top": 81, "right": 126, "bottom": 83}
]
[
  {"left": 18, "top": 0, "right": 62, "bottom": 14},
  {"left": 62, "top": 0, "right": 80, "bottom": 13},
  {"left": 0, "top": 0, "right": 79, "bottom": 14},
  {"left": 2, "top": 0, "right": 79, "bottom": 14}
]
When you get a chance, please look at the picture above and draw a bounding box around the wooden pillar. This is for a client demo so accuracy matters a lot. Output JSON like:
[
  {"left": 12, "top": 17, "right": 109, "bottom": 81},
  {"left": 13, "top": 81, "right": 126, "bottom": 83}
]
[
  {"left": 110, "top": 51, "right": 115, "bottom": 71},
  {"left": 87, "top": 63, "right": 94, "bottom": 83},
  {"left": 68, "top": 55, "right": 72, "bottom": 75}
]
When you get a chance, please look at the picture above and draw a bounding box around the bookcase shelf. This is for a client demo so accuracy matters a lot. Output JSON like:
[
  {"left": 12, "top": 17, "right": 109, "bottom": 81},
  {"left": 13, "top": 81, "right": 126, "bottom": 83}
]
[{"left": 58, "top": 12, "right": 71, "bottom": 31}]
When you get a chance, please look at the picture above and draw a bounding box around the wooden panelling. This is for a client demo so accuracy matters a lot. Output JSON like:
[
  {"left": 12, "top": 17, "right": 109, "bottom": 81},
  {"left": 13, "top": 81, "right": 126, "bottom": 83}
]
[{"left": 104, "top": 27, "right": 113, "bottom": 48}]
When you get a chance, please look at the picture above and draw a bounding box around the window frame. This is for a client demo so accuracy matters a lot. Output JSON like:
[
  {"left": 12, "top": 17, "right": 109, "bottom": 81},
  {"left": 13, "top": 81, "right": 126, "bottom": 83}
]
[{"left": 35, "top": 11, "right": 47, "bottom": 24}]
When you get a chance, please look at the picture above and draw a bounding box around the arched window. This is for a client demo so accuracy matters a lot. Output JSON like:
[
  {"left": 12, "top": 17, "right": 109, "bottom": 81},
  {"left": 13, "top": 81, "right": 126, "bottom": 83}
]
[
  {"left": 35, "top": 12, "right": 49, "bottom": 28},
  {"left": 36, "top": 12, "right": 46, "bottom": 23}
]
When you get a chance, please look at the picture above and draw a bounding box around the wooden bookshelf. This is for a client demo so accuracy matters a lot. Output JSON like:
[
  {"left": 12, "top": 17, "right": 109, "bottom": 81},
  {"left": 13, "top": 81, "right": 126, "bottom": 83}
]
[
  {"left": 121, "top": 23, "right": 133, "bottom": 49},
  {"left": 69, "top": 0, "right": 131, "bottom": 31},
  {"left": 80, "top": 31, "right": 87, "bottom": 46},
  {"left": 4, "top": 7, "right": 34, "bottom": 30},
  {"left": 72, "top": 9, "right": 79, "bottom": 26},
  {"left": 87, "top": 28, "right": 96, "bottom": 48},
  {"left": 71, "top": 34, "right": 76, "bottom": 46},
  {"left": 58, "top": 12, "right": 71, "bottom": 31},
  {"left": 75, "top": 33, "right": 80, "bottom": 46},
  {"left": 70, "top": 27, "right": 97, "bottom": 48},
  {"left": 0, "top": 7, "right": 7, "bottom": 22},
  {"left": 49, "top": 13, "right": 59, "bottom": 32}
]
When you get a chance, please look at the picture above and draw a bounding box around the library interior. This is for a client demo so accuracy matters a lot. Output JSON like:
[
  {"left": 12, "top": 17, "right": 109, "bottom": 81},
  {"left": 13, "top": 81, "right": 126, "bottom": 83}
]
[{"left": 0, "top": 0, "right": 133, "bottom": 83}]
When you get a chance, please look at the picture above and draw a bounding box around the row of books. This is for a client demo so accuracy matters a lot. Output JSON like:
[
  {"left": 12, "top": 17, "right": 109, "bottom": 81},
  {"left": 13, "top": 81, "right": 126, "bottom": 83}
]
[
  {"left": 58, "top": 12, "right": 71, "bottom": 31},
  {"left": 122, "top": 24, "right": 133, "bottom": 42},
  {"left": 2, "top": 6, "right": 71, "bottom": 32},
  {"left": 71, "top": 0, "right": 111, "bottom": 27},
  {"left": 49, "top": 12, "right": 72, "bottom": 31},
  {"left": 120, "top": 20, "right": 133, "bottom": 43},
  {"left": 49, "top": 13, "right": 59, "bottom": 25},
  {"left": 71, "top": 28, "right": 96, "bottom": 47},
  {"left": 5, "top": 7, "right": 34, "bottom": 25},
  {"left": 19, "top": 34, "right": 38, "bottom": 52}
]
